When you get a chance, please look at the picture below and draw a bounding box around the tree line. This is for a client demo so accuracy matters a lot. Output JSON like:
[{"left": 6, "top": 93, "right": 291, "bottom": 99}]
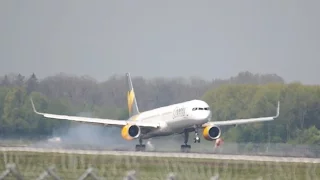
[
  {"left": 203, "top": 83, "right": 320, "bottom": 144},
  {"left": 0, "top": 71, "right": 319, "bottom": 144}
]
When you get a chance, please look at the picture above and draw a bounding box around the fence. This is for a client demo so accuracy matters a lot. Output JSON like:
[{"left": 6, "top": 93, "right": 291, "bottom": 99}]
[
  {"left": 1, "top": 141, "right": 320, "bottom": 180},
  {"left": 0, "top": 163, "right": 263, "bottom": 180},
  {"left": 0, "top": 153, "right": 319, "bottom": 180}
]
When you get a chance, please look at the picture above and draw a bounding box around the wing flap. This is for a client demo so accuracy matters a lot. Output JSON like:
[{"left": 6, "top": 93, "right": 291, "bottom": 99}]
[
  {"left": 30, "top": 98, "right": 159, "bottom": 128},
  {"left": 203, "top": 101, "right": 280, "bottom": 127}
]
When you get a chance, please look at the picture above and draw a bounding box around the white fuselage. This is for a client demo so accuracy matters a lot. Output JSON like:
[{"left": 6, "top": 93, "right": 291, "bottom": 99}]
[{"left": 129, "top": 100, "right": 212, "bottom": 139}]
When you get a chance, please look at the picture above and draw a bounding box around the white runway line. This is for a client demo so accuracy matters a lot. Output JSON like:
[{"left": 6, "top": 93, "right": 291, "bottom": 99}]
[{"left": 1, "top": 147, "right": 320, "bottom": 164}]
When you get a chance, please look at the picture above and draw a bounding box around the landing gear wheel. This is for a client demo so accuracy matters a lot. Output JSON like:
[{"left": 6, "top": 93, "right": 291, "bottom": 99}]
[
  {"left": 194, "top": 137, "right": 200, "bottom": 143},
  {"left": 180, "top": 145, "right": 191, "bottom": 153},
  {"left": 135, "top": 138, "right": 146, "bottom": 151},
  {"left": 135, "top": 144, "right": 146, "bottom": 152},
  {"left": 194, "top": 126, "right": 201, "bottom": 143}
]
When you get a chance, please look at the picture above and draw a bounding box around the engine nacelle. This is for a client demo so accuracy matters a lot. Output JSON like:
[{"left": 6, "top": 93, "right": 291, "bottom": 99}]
[
  {"left": 202, "top": 125, "right": 221, "bottom": 141},
  {"left": 121, "top": 124, "right": 141, "bottom": 140}
]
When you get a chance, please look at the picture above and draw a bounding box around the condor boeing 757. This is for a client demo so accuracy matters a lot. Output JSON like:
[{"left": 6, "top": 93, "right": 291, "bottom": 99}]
[{"left": 30, "top": 73, "right": 280, "bottom": 152}]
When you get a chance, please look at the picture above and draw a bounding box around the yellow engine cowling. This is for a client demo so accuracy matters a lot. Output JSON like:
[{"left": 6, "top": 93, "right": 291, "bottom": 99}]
[
  {"left": 121, "top": 124, "right": 141, "bottom": 140},
  {"left": 203, "top": 125, "right": 221, "bottom": 141}
]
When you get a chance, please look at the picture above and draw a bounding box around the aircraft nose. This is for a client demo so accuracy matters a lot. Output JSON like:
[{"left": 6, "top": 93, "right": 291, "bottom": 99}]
[
  {"left": 196, "top": 110, "right": 211, "bottom": 121},
  {"left": 207, "top": 110, "right": 212, "bottom": 120},
  {"left": 204, "top": 110, "right": 211, "bottom": 119}
]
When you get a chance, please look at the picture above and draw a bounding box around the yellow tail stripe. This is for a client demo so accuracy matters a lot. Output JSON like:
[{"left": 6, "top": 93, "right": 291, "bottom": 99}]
[{"left": 127, "top": 89, "right": 135, "bottom": 114}]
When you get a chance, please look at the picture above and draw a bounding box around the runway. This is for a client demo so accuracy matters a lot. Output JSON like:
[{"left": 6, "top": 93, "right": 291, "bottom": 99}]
[{"left": 1, "top": 147, "right": 320, "bottom": 164}]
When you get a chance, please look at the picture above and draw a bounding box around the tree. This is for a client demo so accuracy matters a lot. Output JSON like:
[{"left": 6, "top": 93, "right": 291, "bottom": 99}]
[
  {"left": 202, "top": 82, "right": 320, "bottom": 143},
  {"left": 0, "top": 75, "right": 10, "bottom": 87},
  {"left": 26, "top": 73, "right": 39, "bottom": 94},
  {"left": 13, "top": 74, "right": 25, "bottom": 87}
]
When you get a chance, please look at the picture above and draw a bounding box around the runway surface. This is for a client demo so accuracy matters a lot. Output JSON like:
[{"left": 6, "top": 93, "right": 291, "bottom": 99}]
[{"left": 1, "top": 147, "right": 320, "bottom": 164}]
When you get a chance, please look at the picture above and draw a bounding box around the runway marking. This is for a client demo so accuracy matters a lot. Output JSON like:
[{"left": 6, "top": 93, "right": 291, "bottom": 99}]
[{"left": 1, "top": 147, "right": 320, "bottom": 164}]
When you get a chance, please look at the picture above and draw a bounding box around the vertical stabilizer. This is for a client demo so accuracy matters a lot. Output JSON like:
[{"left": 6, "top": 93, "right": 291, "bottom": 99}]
[{"left": 126, "top": 73, "right": 140, "bottom": 117}]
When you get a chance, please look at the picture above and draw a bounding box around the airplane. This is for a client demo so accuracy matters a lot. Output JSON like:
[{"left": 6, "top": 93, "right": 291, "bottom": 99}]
[{"left": 30, "top": 73, "right": 280, "bottom": 152}]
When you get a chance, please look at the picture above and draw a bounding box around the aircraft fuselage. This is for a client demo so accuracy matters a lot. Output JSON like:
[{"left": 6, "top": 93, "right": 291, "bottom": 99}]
[{"left": 128, "top": 99, "right": 212, "bottom": 139}]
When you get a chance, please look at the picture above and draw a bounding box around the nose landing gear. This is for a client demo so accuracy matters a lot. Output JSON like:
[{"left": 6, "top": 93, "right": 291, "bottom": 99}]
[
  {"left": 180, "top": 126, "right": 202, "bottom": 152},
  {"left": 194, "top": 136, "right": 200, "bottom": 143},
  {"left": 194, "top": 126, "right": 200, "bottom": 143}
]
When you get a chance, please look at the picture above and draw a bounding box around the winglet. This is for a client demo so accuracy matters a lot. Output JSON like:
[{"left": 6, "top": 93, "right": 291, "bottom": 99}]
[
  {"left": 274, "top": 101, "right": 280, "bottom": 118},
  {"left": 30, "top": 97, "right": 41, "bottom": 115}
]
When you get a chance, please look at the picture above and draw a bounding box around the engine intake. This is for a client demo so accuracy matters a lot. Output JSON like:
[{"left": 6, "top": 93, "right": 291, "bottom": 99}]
[
  {"left": 203, "top": 125, "right": 221, "bottom": 141},
  {"left": 121, "top": 124, "right": 141, "bottom": 140}
]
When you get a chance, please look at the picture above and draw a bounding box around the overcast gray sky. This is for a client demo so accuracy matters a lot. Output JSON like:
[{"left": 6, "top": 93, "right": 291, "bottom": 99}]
[{"left": 1, "top": 0, "right": 319, "bottom": 84}]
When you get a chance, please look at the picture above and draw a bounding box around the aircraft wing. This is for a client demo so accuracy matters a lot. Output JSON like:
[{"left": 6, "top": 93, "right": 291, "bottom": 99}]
[
  {"left": 30, "top": 98, "right": 159, "bottom": 128},
  {"left": 202, "top": 101, "right": 280, "bottom": 127}
]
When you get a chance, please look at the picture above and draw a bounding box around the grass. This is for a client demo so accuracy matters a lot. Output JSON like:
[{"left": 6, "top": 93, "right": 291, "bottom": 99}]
[{"left": 0, "top": 151, "right": 319, "bottom": 180}]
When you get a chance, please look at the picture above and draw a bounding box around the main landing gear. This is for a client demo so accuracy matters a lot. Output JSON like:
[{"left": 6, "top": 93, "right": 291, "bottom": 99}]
[
  {"left": 181, "top": 130, "right": 191, "bottom": 153},
  {"left": 135, "top": 138, "right": 146, "bottom": 151},
  {"left": 181, "top": 127, "right": 201, "bottom": 153}
]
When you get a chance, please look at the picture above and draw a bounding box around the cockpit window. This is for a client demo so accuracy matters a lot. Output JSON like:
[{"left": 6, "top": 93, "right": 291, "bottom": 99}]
[
  {"left": 192, "top": 108, "right": 197, "bottom": 111},
  {"left": 199, "top": 108, "right": 203, "bottom": 110},
  {"left": 204, "top": 107, "right": 209, "bottom": 110}
]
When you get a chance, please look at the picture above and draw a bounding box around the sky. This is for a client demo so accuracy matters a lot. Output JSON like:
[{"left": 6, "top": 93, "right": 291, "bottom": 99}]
[{"left": 0, "top": 0, "right": 319, "bottom": 84}]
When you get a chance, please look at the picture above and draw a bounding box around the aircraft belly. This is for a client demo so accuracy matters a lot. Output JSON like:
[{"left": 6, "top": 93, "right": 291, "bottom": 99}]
[
  {"left": 140, "top": 114, "right": 197, "bottom": 139},
  {"left": 167, "top": 117, "right": 195, "bottom": 131},
  {"left": 141, "top": 128, "right": 172, "bottom": 139}
]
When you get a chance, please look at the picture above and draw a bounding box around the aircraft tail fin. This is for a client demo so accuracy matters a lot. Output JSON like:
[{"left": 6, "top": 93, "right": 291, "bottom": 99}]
[{"left": 126, "top": 73, "right": 140, "bottom": 117}]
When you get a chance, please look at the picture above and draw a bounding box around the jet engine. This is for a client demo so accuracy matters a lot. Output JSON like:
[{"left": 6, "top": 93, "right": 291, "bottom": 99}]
[
  {"left": 121, "top": 124, "right": 141, "bottom": 140},
  {"left": 202, "top": 125, "right": 221, "bottom": 141}
]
